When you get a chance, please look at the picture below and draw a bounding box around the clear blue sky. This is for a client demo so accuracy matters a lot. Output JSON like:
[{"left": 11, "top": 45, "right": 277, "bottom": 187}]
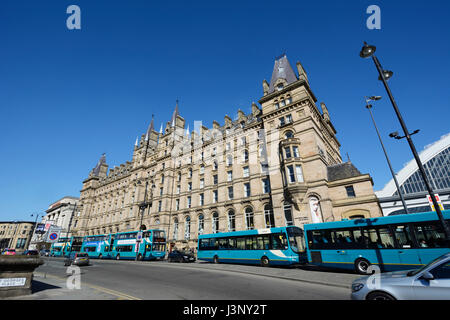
[{"left": 1, "top": 0, "right": 449, "bottom": 221}]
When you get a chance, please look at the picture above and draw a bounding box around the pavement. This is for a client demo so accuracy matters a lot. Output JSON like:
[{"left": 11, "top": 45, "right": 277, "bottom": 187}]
[{"left": 4, "top": 259, "right": 360, "bottom": 300}]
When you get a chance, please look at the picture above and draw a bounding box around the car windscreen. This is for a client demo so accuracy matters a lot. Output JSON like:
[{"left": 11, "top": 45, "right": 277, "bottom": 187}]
[{"left": 76, "top": 253, "right": 88, "bottom": 257}]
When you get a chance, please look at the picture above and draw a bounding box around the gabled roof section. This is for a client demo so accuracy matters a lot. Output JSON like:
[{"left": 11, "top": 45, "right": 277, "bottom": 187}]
[{"left": 268, "top": 54, "right": 298, "bottom": 94}]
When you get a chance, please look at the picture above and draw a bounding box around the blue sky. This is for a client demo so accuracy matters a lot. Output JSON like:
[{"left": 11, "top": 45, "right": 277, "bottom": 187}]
[{"left": 1, "top": 0, "right": 449, "bottom": 221}]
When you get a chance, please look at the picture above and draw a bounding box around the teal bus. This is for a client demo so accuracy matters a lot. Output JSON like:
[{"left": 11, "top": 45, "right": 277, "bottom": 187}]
[
  {"left": 304, "top": 210, "right": 450, "bottom": 274},
  {"left": 111, "top": 229, "right": 166, "bottom": 261},
  {"left": 50, "top": 237, "right": 70, "bottom": 257},
  {"left": 197, "top": 226, "right": 307, "bottom": 266},
  {"left": 81, "top": 234, "right": 111, "bottom": 259}
]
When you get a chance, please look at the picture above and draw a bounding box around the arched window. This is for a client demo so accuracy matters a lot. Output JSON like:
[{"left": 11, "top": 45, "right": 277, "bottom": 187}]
[
  {"left": 198, "top": 214, "right": 204, "bottom": 235},
  {"left": 173, "top": 218, "right": 178, "bottom": 240},
  {"left": 212, "top": 212, "right": 219, "bottom": 233},
  {"left": 284, "top": 202, "right": 293, "bottom": 226},
  {"left": 245, "top": 207, "right": 254, "bottom": 230},
  {"left": 284, "top": 131, "right": 294, "bottom": 139},
  {"left": 228, "top": 210, "right": 235, "bottom": 232},
  {"left": 177, "top": 172, "right": 181, "bottom": 182},
  {"left": 184, "top": 216, "right": 191, "bottom": 240},
  {"left": 264, "top": 204, "right": 275, "bottom": 228}
]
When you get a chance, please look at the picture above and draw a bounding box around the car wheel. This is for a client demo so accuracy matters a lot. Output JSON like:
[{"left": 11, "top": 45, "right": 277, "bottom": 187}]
[
  {"left": 355, "top": 258, "right": 371, "bottom": 275},
  {"left": 366, "top": 291, "right": 396, "bottom": 300},
  {"left": 261, "top": 256, "right": 270, "bottom": 267},
  {"left": 213, "top": 255, "right": 219, "bottom": 264}
]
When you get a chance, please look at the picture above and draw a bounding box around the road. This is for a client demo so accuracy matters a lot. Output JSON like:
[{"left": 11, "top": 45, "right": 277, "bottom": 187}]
[{"left": 35, "top": 257, "right": 351, "bottom": 300}]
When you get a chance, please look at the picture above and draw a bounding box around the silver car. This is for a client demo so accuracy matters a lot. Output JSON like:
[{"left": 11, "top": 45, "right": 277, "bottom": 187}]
[{"left": 351, "top": 253, "right": 450, "bottom": 300}]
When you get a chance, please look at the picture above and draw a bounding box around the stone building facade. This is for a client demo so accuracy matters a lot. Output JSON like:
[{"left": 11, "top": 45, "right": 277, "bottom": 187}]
[
  {"left": 0, "top": 221, "right": 35, "bottom": 252},
  {"left": 71, "top": 54, "right": 382, "bottom": 250}
]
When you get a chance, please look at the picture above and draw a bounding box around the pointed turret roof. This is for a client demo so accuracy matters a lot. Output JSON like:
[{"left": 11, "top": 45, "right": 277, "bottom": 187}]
[
  {"left": 268, "top": 54, "right": 298, "bottom": 93},
  {"left": 92, "top": 153, "right": 106, "bottom": 176},
  {"left": 145, "top": 115, "right": 155, "bottom": 140},
  {"left": 171, "top": 100, "right": 179, "bottom": 127}
]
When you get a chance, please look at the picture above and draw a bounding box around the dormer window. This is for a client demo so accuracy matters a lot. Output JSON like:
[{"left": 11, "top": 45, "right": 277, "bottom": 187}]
[
  {"left": 277, "top": 83, "right": 284, "bottom": 91},
  {"left": 280, "top": 100, "right": 286, "bottom": 107}
]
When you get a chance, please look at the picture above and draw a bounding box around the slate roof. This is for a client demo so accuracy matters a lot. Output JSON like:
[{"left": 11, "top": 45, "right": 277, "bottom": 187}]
[
  {"left": 91, "top": 153, "right": 106, "bottom": 176},
  {"left": 327, "top": 162, "right": 362, "bottom": 182},
  {"left": 268, "top": 54, "right": 298, "bottom": 93}
]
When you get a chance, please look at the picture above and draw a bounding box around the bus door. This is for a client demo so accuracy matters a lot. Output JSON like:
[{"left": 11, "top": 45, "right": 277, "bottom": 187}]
[{"left": 392, "top": 224, "right": 421, "bottom": 269}]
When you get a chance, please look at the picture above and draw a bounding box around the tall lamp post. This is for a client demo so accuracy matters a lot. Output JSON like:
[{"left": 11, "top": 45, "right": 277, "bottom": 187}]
[
  {"left": 360, "top": 42, "right": 450, "bottom": 241},
  {"left": 29, "top": 213, "right": 42, "bottom": 250},
  {"left": 136, "top": 178, "right": 155, "bottom": 261},
  {"left": 365, "top": 96, "right": 409, "bottom": 215}
]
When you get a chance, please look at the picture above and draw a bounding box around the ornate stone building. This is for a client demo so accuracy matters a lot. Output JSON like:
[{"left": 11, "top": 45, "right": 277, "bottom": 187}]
[{"left": 71, "top": 54, "right": 382, "bottom": 250}]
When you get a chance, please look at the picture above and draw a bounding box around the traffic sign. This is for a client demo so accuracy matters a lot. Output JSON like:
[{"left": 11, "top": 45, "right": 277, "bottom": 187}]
[{"left": 427, "top": 194, "right": 444, "bottom": 212}]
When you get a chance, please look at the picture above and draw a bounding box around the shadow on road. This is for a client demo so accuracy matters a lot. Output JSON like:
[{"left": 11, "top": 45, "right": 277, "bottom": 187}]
[{"left": 31, "top": 280, "right": 61, "bottom": 294}]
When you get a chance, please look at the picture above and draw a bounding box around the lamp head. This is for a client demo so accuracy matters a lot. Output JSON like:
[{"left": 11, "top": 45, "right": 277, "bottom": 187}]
[
  {"left": 360, "top": 42, "right": 376, "bottom": 58},
  {"left": 378, "top": 70, "right": 393, "bottom": 81},
  {"left": 389, "top": 131, "right": 399, "bottom": 138},
  {"left": 369, "top": 96, "right": 382, "bottom": 101}
]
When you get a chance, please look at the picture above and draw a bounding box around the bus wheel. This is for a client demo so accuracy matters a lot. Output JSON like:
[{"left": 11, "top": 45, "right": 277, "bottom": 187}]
[
  {"left": 355, "top": 258, "right": 371, "bottom": 275},
  {"left": 116, "top": 254, "right": 120, "bottom": 260},
  {"left": 261, "top": 256, "right": 270, "bottom": 267},
  {"left": 213, "top": 256, "right": 219, "bottom": 264},
  {"left": 99, "top": 254, "right": 102, "bottom": 259},
  {"left": 137, "top": 254, "right": 143, "bottom": 261}
]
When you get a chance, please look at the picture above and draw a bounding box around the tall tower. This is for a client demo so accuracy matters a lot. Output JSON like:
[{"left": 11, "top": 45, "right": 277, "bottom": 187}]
[{"left": 259, "top": 54, "right": 342, "bottom": 224}]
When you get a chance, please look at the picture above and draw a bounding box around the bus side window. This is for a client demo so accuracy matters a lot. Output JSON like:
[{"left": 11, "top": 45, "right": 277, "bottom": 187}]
[
  {"left": 236, "top": 237, "right": 245, "bottom": 250},
  {"left": 415, "top": 222, "right": 447, "bottom": 248},
  {"left": 377, "top": 228, "right": 395, "bottom": 249},
  {"left": 228, "top": 238, "right": 236, "bottom": 250},
  {"left": 393, "top": 225, "right": 413, "bottom": 248},
  {"left": 245, "top": 237, "right": 253, "bottom": 250}
]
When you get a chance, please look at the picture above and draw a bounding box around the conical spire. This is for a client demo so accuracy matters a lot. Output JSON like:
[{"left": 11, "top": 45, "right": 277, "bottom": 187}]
[
  {"left": 171, "top": 100, "right": 179, "bottom": 127},
  {"left": 134, "top": 136, "right": 139, "bottom": 147},
  {"left": 145, "top": 114, "right": 155, "bottom": 141}
]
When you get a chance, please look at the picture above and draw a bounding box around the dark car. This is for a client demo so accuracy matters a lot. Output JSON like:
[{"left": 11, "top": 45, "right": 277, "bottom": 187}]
[
  {"left": 23, "top": 250, "right": 39, "bottom": 256},
  {"left": 64, "top": 252, "right": 90, "bottom": 266},
  {"left": 168, "top": 250, "right": 196, "bottom": 263},
  {"left": 40, "top": 249, "right": 50, "bottom": 257}
]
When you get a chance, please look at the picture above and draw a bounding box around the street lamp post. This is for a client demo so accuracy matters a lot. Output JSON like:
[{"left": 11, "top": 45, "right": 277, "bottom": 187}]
[
  {"left": 365, "top": 96, "right": 409, "bottom": 215},
  {"left": 29, "top": 213, "right": 41, "bottom": 250},
  {"left": 136, "top": 178, "right": 155, "bottom": 261},
  {"left": 360, "top": 42, "right": 450, "bottom": 241}
]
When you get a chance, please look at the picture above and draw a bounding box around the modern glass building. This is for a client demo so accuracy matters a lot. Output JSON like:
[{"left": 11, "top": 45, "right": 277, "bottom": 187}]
[{"left": 376, "top": 133, "right": 450, "bottom": 216}]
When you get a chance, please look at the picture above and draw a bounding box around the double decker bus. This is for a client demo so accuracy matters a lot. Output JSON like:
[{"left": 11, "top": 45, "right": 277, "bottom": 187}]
[
  {"left": 197, "top": 226, "right": 307, "bottom": 266},
  {"left": 111, "top": 229, "right": 166, "bottom": 261},
  {"left": 50, "top": 237, "right": 70, "bottom": 257},
  {"left": 81, "top": 234, "right": 112, "bottom": 259},
  {"left": 304, "top": 210, "right": 450, "bottom": 274},
  {"left": 68, "top": 236, "right": 84, "bottom": 255}
]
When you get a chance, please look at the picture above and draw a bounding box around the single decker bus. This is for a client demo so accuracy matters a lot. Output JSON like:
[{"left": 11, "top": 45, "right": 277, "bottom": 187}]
[
  {"left": 304, "top": 210, "right": 450, "bottom": 274},
  {"left": 197, "top": 226, "right": 306, "bottom": 266}
]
